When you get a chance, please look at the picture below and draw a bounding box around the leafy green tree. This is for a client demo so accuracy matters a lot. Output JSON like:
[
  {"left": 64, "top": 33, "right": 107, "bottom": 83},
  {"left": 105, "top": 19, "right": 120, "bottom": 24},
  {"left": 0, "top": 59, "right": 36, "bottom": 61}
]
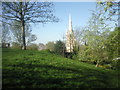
[
  {"left": 102, "top": 27, "right": 119, "bottom": 70},
  {"left": 46, "top": 41, "right": 55, "bottom": 51},
  {"left": 54, "top": 40, "right": 66, "bottom": 56},
  {"left": 105, "top": 27, "right": 119, "bottom": 60},
  {"left": 77, "top": 4, "right": 111, "bottom": 66},
  {"left": 2, "top": 2, "right": 59, "bottom": 50}
]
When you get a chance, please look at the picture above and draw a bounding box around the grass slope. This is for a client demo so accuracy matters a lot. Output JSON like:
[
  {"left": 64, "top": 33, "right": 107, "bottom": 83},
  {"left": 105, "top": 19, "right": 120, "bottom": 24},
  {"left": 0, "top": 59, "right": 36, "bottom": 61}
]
[{"left": 2, "top": 48, "right": 118, "bottom": 88}]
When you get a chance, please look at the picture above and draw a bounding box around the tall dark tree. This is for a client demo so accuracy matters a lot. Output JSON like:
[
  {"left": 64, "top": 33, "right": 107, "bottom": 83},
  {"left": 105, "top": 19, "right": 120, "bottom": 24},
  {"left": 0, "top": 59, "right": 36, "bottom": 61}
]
[
  {"left": 2, "top": 2, "right": 59, "bottom": 50},
  {"left": 54, "top": 40, "right": 66, "bottom": 56}
]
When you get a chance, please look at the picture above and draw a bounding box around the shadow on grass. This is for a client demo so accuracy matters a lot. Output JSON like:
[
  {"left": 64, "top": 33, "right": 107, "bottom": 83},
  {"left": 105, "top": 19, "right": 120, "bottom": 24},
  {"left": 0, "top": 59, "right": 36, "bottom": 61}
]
[{"left": 3, "top": 63, "right": 118, "bottom": 88}]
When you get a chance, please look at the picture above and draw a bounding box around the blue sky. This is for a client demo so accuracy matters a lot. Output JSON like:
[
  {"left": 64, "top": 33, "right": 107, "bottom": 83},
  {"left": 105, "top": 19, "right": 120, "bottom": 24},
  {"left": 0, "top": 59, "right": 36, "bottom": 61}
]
[{"left": 32, "top": 2, "right": 96, "bottom": 44}]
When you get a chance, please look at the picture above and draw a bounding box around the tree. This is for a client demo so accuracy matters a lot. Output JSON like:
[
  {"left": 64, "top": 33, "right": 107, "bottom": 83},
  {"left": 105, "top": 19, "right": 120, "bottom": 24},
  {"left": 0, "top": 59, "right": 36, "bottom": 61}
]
[
  {"left": 10, "top": 21, "right": 24, "bottom": 47},
  {"left": 27, "top": 43, "right": 38, "bottom": 50},
  {"left": 46, "top": 41, "right": 55, "bottom": 51},
  {"left": 77, "top": 4, "right": 112, "bottom": 66},
  {"left": 26, "top": 34, "right": 37, "bottom": 46},
  {"left": 97, "top": 0, "right": 119, "bottom": 26},
  {"left": 2, "top": 2, "right": 59, "bottom": 50},
  {"left": 11, "top": 42, "right": 21, "bottom": 49},
  {"left": 74, "top": 27, "right": 89, "bottom": 52},
  {"left": 76, "top": 2, "right": 119, "bottom": 67},
  {"left": 11, "top": 21, "right": 37, "bottom": 48},
  {"left": 54, "top": 40, "right": 66, "bottom": 56},
  {"left": 105, "top": 27, "right": 119, "bottom": 60},
  {"left": 2, "top": 23, "right": 11, "bottom": 44},
  {"left": 74, "top": 27, "right": 85, "bottom": 46}
]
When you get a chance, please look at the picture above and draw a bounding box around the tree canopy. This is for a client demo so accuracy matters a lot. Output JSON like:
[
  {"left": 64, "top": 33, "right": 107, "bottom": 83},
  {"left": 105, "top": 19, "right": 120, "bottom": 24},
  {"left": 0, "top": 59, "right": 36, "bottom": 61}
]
[{"left": 2, "top": 1, "right": 59, "bottom": 50}]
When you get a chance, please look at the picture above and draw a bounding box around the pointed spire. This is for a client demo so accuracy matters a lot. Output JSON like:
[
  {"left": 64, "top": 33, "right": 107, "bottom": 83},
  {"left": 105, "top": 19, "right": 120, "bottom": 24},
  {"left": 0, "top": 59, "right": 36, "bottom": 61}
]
[{"left": 69, "top": 13, "right": 72, "bottom": 32}]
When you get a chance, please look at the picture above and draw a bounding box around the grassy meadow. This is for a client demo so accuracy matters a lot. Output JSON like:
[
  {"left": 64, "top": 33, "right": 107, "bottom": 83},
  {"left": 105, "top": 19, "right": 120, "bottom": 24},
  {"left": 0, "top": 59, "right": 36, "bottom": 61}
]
[{"left": 2, "top": 48, "right": 118, "bottom": 88}]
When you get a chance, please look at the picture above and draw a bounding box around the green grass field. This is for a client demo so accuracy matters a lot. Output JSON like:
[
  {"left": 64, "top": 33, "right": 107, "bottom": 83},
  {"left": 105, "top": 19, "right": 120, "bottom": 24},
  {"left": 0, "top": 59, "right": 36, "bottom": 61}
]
[{"left": 2, "top": 48, "right": 118, "bottom": 88}]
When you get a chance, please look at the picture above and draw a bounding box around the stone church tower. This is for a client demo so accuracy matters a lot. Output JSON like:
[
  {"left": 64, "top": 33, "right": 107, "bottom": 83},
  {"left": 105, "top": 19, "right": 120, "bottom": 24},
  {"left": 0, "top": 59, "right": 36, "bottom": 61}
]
[{"left": 66, "top": 14, "right": 76, "bottom": 52}]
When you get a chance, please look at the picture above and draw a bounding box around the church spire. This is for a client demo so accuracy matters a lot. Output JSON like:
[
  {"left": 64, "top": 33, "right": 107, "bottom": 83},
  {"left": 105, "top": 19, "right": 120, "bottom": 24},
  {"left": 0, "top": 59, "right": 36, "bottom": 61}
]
[
  {"left": 66, "top": 14, "right": 76, "bottom": 52},
  {"left": 69, "top": 13, "right": 72, "bottom": 32}
]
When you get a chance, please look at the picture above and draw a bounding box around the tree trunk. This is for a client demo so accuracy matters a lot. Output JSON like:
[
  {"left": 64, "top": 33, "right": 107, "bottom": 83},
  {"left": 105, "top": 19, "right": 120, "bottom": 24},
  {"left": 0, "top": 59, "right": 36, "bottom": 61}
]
[
  {"left": 21, "top": 20, "right": 26, "bottom": 50},
  {"left": 96, "top": 63, "right": 99, "bottom": 67},
  {"left": 20, "top": 2, "right": 26, "bottom": 50},
  {"left": 96, "top": 60, "right": 100, "bottom": 67}
]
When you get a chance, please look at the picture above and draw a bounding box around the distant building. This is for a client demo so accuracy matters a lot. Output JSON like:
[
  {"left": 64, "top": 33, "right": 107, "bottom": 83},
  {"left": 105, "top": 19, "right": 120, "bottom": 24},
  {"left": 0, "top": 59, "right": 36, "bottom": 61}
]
[
  {"left": 66, "top": 14, "right": 76, "bottom": 52},
  {"left": 38, "top": 43, "right": 46, "bottom": 51}
]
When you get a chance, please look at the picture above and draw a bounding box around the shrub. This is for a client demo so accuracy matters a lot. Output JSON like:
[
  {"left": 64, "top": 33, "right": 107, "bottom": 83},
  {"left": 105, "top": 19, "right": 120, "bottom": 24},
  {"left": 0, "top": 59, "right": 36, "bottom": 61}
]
[
  {"left": 11, "top": 42, "right": 21, "bottom": 49},
  {"left": 110, "top": 59, "right": 118, "bottom": 70},
  {"left": 27, "top": 43, "right": 38, "bottom": 50},
  {"left": 104, "top": 64, "right": 112, "bottom": 69},
  {"left": 46, "top": 41, "right": 55, "bottom": 51}
]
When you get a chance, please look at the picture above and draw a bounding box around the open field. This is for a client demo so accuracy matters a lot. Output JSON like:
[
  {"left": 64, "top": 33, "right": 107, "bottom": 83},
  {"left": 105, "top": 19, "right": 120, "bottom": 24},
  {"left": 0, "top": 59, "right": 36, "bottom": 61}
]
[{"left": 2, "top": 48, "right": 118, "bottom": 88}]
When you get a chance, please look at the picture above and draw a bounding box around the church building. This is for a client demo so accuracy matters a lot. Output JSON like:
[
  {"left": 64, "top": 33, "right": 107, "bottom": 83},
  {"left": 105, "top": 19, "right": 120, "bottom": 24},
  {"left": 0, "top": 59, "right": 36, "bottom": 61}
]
[{"left": 66, "top": 14, "right": 76, "bottom": 52}]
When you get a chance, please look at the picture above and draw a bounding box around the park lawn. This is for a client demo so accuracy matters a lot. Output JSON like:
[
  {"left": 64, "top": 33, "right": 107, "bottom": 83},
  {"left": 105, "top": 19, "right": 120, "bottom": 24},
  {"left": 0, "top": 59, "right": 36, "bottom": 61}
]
[{"left": 2, "top": 48, "right": 118, "bottom": 88}]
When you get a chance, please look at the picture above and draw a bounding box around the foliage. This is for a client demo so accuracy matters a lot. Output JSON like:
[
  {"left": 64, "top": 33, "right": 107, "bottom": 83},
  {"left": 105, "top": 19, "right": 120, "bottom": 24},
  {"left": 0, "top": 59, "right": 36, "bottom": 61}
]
[
  {"left": 27, "top": 34, "right": 37, "bottom": 46},
  {"left": 75, "top": 3, "right": 119, "bottom": 68},
  {"left": 76, "top": 2, "right": 118, "bottom": 69},
  {"left": 71, "top": 42, "right": 79, "bottom": 60},
  {"left": 74, "top": 27, "right": 87, "bottom": 46},
  {"left": 2, "top": 23, "right": 11, "bottom": 43},
  {"left": 11, "top": 42, "right": 21, "bottom": 49},
  {"left": 10, "top": 21, "right": 23, "bottom": 46},
  {"left": 97, "top": 0, "right": 119, "bottom": 26},
  {"left": 77, "top": 1, "right": 119, "bottom": 68},
  {"left": 104, "top": 27, "right": 119, "bottom": 69},
  {"left": 2, "top": 48, "right": 118, "bottom": 88},
  {"left": 2, "top": 2, "right": 59, "bottom": 50},
  {"left": 77, "top": 26, "right": 119, "bottom": 69},
  {"left": 105, "top": 27, "right": 119, "bottom": 59},
  {"left": 46, "top": 41, "right": 55, "bottom": 52},
  {"left": 27, "top": 43, "right": 39, "bottom": 50},
  {"left": 54, "top": 40, "right": 66, "bottom": 56},
  {"left": 10, "top": 21, "right": 37, "bottom": 47}
]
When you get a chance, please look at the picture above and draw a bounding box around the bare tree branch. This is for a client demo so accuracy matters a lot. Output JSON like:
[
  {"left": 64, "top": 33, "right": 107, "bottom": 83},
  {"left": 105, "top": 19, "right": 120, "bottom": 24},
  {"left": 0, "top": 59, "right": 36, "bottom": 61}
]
[{"left": 2, "top": 2, "right": 59, "bottom": 50}]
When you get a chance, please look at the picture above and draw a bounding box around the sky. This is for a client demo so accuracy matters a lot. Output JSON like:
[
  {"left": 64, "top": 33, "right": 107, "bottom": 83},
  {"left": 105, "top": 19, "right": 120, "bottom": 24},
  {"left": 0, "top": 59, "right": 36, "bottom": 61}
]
[{"left": 31, "top": 2, "right": 96, "bottom": 44}]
